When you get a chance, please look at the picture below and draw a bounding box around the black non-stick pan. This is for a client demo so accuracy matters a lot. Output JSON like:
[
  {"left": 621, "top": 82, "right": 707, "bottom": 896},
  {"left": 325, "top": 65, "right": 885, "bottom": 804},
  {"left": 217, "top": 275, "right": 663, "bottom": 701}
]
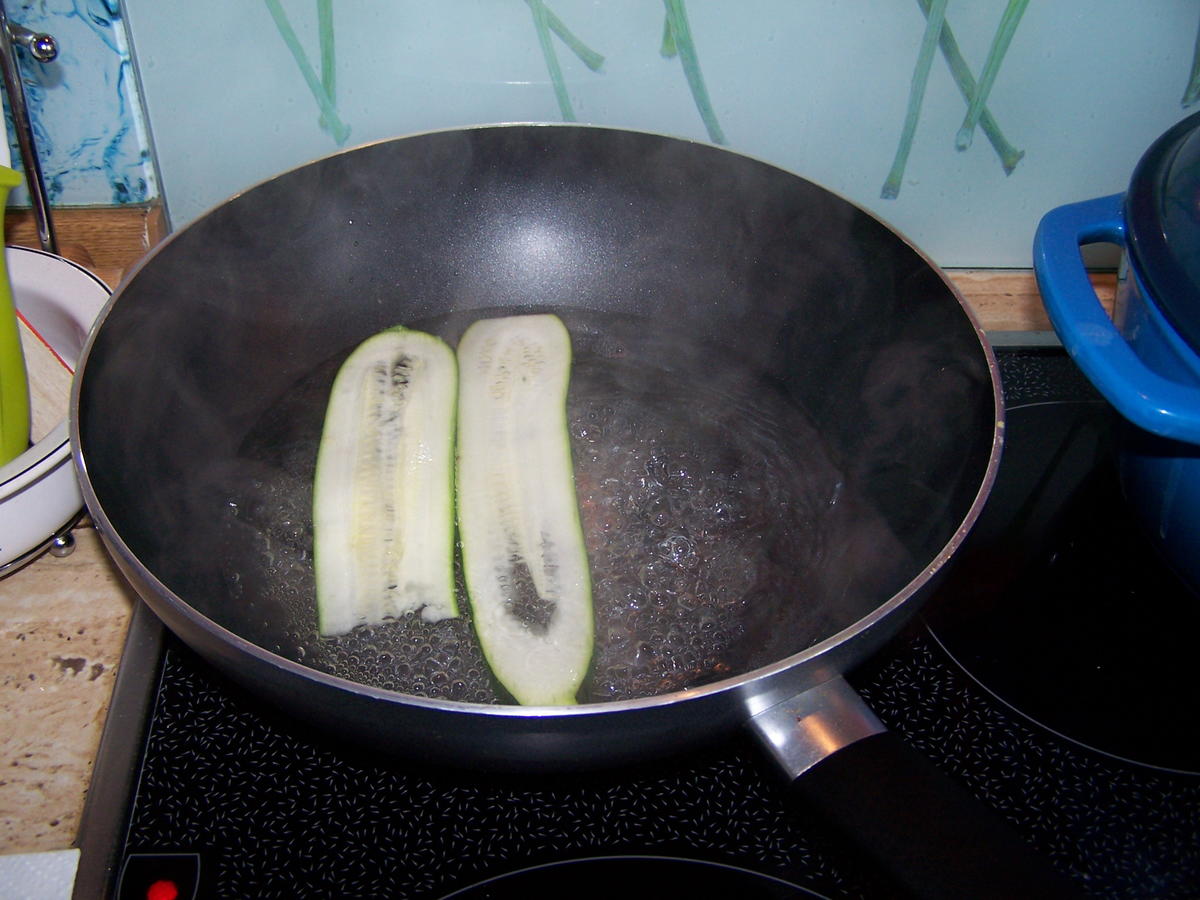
[{"left": 72, "top": 125, "right": 1080, "bottom": 897}]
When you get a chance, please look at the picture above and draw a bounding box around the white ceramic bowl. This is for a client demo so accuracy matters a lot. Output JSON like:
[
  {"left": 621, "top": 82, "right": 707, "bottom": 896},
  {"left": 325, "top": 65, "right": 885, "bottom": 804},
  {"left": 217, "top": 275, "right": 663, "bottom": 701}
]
[{"left": 0, "top": 246, "right": 109, "bottom": 574}]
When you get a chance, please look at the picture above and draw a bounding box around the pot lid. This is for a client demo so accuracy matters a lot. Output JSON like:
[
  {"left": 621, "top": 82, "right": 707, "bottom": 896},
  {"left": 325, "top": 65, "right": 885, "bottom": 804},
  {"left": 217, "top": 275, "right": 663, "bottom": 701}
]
[{"left": 1126, "top": 110, "right": 1200, "bottom": 354}]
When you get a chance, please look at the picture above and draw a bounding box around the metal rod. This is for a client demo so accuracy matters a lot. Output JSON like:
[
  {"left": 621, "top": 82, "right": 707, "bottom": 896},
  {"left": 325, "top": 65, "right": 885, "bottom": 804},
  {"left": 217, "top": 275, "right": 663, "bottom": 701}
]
[{"left": 0, "top": 0, "right": 58, "bottom": 254}]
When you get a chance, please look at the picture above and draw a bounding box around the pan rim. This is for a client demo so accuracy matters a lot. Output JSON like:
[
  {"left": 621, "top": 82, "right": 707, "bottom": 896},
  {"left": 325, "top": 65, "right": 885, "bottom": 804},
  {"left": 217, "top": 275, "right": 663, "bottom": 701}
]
[{"left": 69, "top": 122, "right": 1005, "bottom": 719}]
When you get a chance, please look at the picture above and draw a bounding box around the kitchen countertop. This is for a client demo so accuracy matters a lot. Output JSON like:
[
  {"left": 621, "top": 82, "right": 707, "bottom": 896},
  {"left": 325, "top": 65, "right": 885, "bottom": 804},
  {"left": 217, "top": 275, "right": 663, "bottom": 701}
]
[
  {"left": 0, "top": 255, "right": 1116, "bottom": 857},
  {"left": 0, "top": 527, "right": 136, "bottom": 854}
]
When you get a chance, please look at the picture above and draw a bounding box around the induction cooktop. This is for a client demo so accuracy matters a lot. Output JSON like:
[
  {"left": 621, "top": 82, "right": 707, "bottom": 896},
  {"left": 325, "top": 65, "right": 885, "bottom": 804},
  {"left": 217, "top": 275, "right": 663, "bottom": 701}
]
[{"left": 74, "top": 345, "right": 1200, "bottom": 899}]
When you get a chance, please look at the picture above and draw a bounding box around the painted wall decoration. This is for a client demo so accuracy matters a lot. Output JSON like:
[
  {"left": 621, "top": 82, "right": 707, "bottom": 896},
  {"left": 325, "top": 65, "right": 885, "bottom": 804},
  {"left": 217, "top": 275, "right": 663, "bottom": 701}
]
[
  {"left": 262, "top": 0, "right": 349, "bottom": 146},
  {"left": 261, "top": 0, "right": 728, "bottom": 148},
  {"left": 0, "top": 0, "right": 157, "bottom": 207},
  {"left": 881, "top": 0, "right": 1029, "bottom": 199}
]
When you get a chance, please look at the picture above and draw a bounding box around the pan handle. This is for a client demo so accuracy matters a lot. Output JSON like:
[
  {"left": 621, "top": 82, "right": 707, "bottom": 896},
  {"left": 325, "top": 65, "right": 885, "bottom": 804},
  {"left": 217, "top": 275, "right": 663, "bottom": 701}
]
[{"left": 748, "top": 677, "right": 1084, "bottom": 899}]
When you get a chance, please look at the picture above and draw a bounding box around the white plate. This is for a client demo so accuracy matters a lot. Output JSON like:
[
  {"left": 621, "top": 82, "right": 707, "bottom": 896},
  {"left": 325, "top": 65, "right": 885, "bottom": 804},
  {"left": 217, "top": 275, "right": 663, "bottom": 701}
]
[{"left": 0, "top": 246, "right": 109, "bottom": 572}]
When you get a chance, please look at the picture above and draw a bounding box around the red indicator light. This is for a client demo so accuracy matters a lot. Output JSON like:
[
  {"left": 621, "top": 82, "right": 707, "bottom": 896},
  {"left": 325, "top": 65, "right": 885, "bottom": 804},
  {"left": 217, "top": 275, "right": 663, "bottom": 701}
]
[{"left": 146, "top": 879, "right": 179, "bottom": 900}]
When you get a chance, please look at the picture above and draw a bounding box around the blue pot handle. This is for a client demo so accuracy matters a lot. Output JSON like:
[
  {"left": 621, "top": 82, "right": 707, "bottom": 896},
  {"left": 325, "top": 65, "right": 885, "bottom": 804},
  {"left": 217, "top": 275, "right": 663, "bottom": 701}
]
[{"left": 1033, "top": 192, "right": 1200, "bottom": 444}]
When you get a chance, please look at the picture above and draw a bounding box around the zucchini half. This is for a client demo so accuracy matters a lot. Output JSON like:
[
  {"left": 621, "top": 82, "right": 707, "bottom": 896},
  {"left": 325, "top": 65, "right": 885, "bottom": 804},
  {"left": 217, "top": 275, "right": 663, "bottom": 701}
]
[
  {"left": 455, "top": 314, "right": 593, "bottom": 705},
  {"left": 313, "top": 326, "right": 458, "bottom": 636}
]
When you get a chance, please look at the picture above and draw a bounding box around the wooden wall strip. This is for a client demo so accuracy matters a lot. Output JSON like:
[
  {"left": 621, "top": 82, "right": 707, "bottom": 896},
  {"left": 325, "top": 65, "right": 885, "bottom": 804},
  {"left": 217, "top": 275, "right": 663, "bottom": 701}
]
[{"left": 4, "top": 204, "right": 168, "bottom": 290}]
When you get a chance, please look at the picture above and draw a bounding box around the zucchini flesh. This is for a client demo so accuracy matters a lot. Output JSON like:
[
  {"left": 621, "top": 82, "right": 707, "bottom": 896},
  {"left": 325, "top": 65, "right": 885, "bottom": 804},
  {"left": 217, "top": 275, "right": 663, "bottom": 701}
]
[
  {"left": 456, "top": 314, "right": 593, "bottom": 705},
  {"left": 313, "top": 326, "right": 458, "bottom": 635}
]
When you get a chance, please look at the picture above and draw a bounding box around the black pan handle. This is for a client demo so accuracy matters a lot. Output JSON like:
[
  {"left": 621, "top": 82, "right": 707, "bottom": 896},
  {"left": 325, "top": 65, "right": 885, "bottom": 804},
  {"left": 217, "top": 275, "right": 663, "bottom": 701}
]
[{"left": 748, "top": 677, "right": 1085, "bottom": 899}]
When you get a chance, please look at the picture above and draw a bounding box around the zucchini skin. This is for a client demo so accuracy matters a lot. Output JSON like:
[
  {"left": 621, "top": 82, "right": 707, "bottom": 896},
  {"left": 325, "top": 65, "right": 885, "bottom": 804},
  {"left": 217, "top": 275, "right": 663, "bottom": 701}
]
[
  {"left": 313, "top": 325, "right": 458, "bottom": 636},
  {"left": 456, "top": 314, "right": 594, "bottom": 706}
]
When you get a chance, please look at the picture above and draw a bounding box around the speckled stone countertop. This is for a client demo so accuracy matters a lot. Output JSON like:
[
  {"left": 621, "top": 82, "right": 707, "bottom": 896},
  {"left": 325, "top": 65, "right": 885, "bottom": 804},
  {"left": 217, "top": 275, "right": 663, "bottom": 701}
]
[
  {"left": 1, "top": 207, "right": 164, "bottom": 857},
  {"left": 0, "top": 526, "right": 135, "bottom": 854},
  {"left": 0, "top": 268, "right": 1115, "bottom": 858}
]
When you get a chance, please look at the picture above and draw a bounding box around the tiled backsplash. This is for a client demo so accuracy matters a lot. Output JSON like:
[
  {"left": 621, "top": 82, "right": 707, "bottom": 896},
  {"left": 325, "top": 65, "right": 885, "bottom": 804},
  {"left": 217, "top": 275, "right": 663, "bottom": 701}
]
[
  {"left": 0, "top": 1, "right": 157, "bottom": 208},
  {"left": 6, "top": 2, "right": 1200, "bottom": 268}
]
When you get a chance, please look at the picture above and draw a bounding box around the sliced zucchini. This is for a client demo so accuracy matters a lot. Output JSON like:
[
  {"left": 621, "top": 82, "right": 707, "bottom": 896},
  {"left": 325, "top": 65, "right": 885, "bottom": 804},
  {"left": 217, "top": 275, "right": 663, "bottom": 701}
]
[
  {"left": 313, "top": 326, "right": 458, "bottom": 636},
  {"left": 456, "top": 314, "right": 593, "bottom": 705}
]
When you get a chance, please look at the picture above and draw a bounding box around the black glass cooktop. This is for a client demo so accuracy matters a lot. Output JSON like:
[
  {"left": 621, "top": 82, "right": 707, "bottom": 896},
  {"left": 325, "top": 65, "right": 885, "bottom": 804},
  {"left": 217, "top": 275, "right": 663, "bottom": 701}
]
[
  {"left": 75, "top": 346, "right": 1200, "bottom": 899},
  {"left": 924, "top": 398, "right": 1200, "bottom": 775}
]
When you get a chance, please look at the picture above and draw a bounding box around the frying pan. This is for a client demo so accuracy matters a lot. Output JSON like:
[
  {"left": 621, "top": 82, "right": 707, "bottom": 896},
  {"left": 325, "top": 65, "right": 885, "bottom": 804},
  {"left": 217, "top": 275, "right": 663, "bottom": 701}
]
[{"left": 71, "top": 125, "right": 1077, "bottom": 897}]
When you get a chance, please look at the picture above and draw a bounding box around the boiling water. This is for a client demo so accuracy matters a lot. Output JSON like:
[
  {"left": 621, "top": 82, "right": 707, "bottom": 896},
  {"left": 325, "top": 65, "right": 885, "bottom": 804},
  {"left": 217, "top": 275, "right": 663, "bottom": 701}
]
[{"left": 200, "top": 311, "right": 851, "bottom": 704}]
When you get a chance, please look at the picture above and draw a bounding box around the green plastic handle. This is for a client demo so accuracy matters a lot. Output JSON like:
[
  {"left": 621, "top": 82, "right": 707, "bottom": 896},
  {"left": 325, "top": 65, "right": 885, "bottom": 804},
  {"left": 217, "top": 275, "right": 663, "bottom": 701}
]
[{"left": 0, "top": 163, "right": 30, "bottom": 467}]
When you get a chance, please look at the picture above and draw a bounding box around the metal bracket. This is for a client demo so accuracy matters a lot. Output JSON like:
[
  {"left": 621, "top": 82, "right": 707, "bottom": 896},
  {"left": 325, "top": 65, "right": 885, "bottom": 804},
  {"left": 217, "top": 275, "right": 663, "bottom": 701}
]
[
  {"left": 747, "top": 675, "right": 887, "bottom": 780},
  {"left": 0, "top": 0, "right": 58, "bottom": 253}
]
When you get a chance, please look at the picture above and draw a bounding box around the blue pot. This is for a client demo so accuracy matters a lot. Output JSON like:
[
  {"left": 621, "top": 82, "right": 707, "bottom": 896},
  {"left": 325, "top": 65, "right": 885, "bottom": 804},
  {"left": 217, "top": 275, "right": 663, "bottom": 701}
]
[{"left": 1034, "top": 113, "right": 1200, "bottom": 591}]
